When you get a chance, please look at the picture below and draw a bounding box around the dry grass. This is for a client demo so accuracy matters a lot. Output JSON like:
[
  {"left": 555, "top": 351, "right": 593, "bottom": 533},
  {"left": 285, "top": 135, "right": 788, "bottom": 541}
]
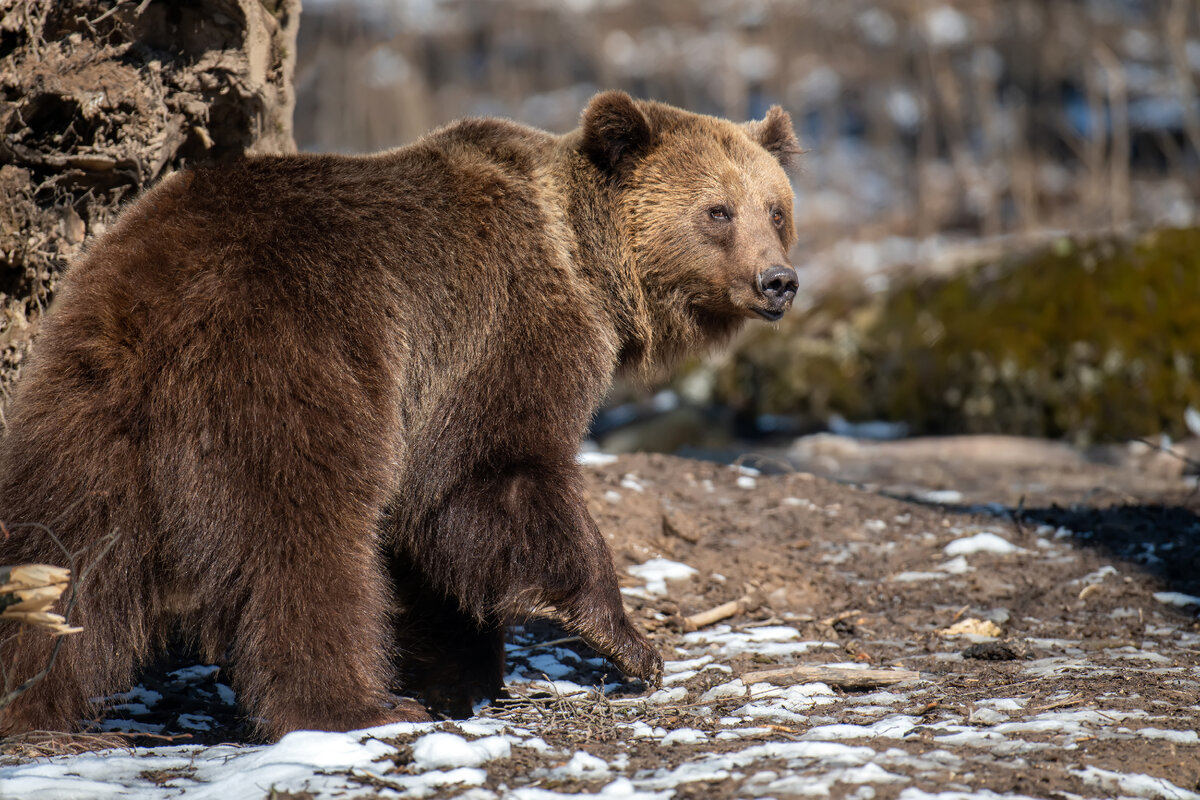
[{"left": 0, "top": 730, "right": 133, "bottom": 761}]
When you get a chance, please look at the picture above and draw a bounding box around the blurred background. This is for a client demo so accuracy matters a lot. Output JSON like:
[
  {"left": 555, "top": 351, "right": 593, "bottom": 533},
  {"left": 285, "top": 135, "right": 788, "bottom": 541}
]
[{"left": 294, "top": 0, "right": 1200, "bottom": 453}]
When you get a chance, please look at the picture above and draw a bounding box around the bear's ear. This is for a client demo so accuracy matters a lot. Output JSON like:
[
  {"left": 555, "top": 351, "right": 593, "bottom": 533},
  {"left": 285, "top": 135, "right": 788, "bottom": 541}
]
[
  {"left": 580, "top": 91, "right": 654, "bottom": 177},
  {"left": 745, "top": 106, "right": 801, "bottom": 169}
]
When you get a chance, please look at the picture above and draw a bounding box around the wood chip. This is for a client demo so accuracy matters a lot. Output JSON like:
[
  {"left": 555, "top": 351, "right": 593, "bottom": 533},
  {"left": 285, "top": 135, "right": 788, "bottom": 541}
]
[{"left": 938, "top": 617, "right": 1002, "bottom": 637}]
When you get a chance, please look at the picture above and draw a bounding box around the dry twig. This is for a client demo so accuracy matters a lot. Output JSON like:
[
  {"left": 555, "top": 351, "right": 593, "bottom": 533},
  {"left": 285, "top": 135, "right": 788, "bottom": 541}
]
[
  {"left": 682, "top": 592, "right": 760, "bottom": 632},
  {"left": 741, "top": 664, "right": 921, "bottom": 689}
]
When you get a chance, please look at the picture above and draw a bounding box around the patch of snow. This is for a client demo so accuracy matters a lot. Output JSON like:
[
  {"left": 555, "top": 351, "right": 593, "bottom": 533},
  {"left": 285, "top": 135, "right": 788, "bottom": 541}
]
[
  {"left": 411, "top": 732, "right": 511, "bottom": 769},
  {"left": 577, "top": 451, "right": 618, "bottom": 466},
  {"left": 977, "top": 698, "right": 1027, "bottom": 711},
  {"left": 177, "top": 713, "right": 213, "bottom": 731},
  {"left": 857, "top": 8, "right": 897, "bottom": 45},
  {"left": 665, "top": 655, "right": 712, "bottom": 673},
  {"left": 1072, "top": 764, "right": 1200, "bottom": 800},
  {"left": 1075, "top": 565, "right": 1119, "bottom": 584},
  {"left": 619, "top": 474, "right": 645, "bottom": 492},
  {"left": 105, "top": 685, "right": 162, "bottom": 707},
  {"left": 662, "top": 670, "right": 696, "bottom": 685},
  {"left": 1133, "top": 727, "right": 1200, "bottom": 744},
  {"left": 939, "top": 555, "right": 971, "bottom": 574},
  {"left": 661, "top": 728, "right": 708, "bottom": 745},
  {"left": 456, "top": 719, "right": 519, "bottom": 737},
  {"left": 517, "top": 678, "right": 593, "bottom": 698},
  {"left": 967, "top": 707, "right": 1007, "bottom": 725},
  {"left": 760, "top": 761, "right": 909, "bottom": 794},
  {"left": 802, "top": 714, "right": 920, "bottom": 740},
  {"left": 898, "top": 790, "right": 1041, "bottom": 800},
  {"left": 736, "top": 682, "right": 840, "bottom": 722},
  {"left": 645, "top": 686, "right": 688, "bottom": 705},
  {"left": 699, "top": 679, "right": 747, "bottom": 702},
  {"left": 1106, "top": 648, "right": 1171, "bottom": 664},
  {"left": 556, "top": 750, "right": 610, "bottom": 779},
  {"left": 943, "top": 532, "right": 1020, "bottom": 556},
  {"left": 1154, "top": 591, "right": 1200, "bottom": 608},
  {"left": 169, "top": 665, "right": 220, "bottom": 683},
  {"left": 849, "top": 691, "right": 911, "bottom": 706},
  {"left": 736, "top": 475, "right": 757, "bottom": 489},
  {"left": 626, "top": 557, "right": 697, "bottom": 595},
  {"left": 891, "top": 570, "right": 948, "bottom": 582},
  {"left": 526, "top": 652, "right": 575, "bottom": 679},
  {"left": 916, "top": 489, "right": 964, "bottom": 504}
]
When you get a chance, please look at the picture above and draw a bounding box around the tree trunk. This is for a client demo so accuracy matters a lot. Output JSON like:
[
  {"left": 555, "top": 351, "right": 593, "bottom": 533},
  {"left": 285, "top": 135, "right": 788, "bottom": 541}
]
[{"left": 0, "top": 0, "right": 301, "bottom": 420}]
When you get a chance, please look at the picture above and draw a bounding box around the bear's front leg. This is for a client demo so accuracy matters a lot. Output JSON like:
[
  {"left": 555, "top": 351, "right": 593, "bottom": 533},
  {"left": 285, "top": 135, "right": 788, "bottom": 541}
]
[
  {"left": 540, "top": 510, "right": 665, "bottom": 686},
  {"left": 398, "top": 461, "right": 662, "bottom": 688}
]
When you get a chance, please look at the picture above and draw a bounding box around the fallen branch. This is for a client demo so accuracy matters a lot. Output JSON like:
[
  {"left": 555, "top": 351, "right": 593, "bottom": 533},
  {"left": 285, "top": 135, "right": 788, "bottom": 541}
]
[
  {"left": 742, "top": 664, "right": 921, "bottom": 689},
  {"left": 0, "top": 564, "right": 81, "bottom": 635},
  {"left": 681, "top": 592, "right": 760, "bottom": 632}
]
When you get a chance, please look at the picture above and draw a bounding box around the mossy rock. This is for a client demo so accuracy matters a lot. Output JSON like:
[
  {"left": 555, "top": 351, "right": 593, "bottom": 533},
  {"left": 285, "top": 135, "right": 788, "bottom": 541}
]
[{"left": 712, "top": 227, "right": 1200, "bottom": 443}]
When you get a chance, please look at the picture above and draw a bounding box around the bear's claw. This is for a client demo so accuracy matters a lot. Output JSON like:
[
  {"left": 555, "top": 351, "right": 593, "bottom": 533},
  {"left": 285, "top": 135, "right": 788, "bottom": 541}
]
[{"left": 578, "top": 620, "right": 663, "bottom": 687}]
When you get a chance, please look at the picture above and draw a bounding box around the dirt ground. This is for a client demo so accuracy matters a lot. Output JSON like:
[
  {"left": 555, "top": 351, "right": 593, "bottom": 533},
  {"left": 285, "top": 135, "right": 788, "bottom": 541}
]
[{"left": 3, "top": 437, "right": 1198, "bottom": 799}]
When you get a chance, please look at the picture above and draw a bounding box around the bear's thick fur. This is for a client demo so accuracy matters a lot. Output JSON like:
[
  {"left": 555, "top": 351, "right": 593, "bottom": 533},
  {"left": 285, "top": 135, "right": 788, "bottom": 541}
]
[{"left": 0, "top": 92, "right": 799, "bottom": 739}]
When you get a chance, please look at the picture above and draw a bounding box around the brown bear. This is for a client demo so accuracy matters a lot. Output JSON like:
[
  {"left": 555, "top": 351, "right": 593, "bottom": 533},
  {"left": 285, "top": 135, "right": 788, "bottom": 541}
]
[{"left": 0, "top": 91, "right": 799, "bottom": 739}]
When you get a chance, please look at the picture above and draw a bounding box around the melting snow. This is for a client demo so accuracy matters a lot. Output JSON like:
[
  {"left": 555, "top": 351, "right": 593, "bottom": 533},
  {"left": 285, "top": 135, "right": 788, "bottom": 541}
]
[
  {"left": 1154, "top": 591, "right": 1200, "bottom": 607},
  {"left": 624, "top": 557, "right": 698, "bottom": 596},
  {"left": 576, "top": 451, "right": 619, "bottom": 466},
  {"left": 943, "top": 532, "right": 1020, "bottom": 556}
]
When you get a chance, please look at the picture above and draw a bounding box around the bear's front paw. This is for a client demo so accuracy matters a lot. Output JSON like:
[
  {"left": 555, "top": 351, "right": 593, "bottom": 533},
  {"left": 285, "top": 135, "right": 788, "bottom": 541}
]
[{"left": 582, "top": 621, "right": 663, "bottom": 687}]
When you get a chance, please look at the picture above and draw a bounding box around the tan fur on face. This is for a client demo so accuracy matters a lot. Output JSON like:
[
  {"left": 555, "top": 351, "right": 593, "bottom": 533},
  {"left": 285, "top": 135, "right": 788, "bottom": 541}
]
[{"left": 621, "top": 104, "right": 798, "bottom": 371}]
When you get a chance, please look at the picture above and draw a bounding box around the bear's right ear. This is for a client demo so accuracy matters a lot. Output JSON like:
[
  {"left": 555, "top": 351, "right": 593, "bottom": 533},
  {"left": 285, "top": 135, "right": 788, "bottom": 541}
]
[{"left": 580, "top": 91, "right": 654, "bottom": 177}]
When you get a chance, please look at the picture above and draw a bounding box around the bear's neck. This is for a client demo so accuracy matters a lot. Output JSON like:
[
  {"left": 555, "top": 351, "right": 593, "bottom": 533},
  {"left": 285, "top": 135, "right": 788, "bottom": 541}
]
[{"left": 552, "top": 140, "right": 654, "bottom": 374}]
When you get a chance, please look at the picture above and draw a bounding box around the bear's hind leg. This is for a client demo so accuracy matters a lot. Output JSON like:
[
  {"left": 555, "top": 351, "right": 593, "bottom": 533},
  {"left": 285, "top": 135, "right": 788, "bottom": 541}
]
[
  {"left": 0, "top": 530, "right": 149, "bottom": 736},
  {"left": 221, "top": 512, "right": 431, "bottom": 739},
  {"left": 389, "top": 552, "right": 506, "bottom": 718}
]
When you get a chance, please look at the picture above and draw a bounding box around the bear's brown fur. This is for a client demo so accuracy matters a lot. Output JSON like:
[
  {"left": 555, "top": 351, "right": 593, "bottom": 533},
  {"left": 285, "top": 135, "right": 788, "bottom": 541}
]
[{"left": 0, "top": 92, "right": 798, "bottom": 739}]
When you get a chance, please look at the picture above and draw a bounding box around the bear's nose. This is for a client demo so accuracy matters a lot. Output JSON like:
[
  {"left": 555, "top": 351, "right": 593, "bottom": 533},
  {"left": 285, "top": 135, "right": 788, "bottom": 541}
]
[{"left": 756, "top": 264, "right": 798, "bottom": 304}]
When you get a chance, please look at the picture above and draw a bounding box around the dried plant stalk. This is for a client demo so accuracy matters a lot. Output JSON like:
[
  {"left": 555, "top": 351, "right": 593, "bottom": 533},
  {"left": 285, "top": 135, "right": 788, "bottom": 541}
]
[{"left": 0, "top": 564, "right": 81, "bottom": 635}]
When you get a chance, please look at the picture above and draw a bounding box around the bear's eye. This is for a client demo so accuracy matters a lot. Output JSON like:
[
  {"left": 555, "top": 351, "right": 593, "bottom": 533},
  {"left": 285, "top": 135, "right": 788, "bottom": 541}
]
[
  {"left": 708, "top": 206, "right": 731, "bottom": 222},
  {"left": 771, "top": 208, "right": 785, "bottom": 227}
]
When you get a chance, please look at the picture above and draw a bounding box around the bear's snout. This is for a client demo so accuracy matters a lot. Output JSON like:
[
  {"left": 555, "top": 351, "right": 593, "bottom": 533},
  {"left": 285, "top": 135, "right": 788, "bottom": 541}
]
[{"left": 754, "top": 264, "right": 799, "bottom": 320}]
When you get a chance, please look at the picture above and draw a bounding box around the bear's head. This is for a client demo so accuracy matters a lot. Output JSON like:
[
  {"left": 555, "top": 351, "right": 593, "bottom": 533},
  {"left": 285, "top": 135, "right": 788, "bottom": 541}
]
[{"left": 580, "top": 91, "right": 800, "bottom": 367}]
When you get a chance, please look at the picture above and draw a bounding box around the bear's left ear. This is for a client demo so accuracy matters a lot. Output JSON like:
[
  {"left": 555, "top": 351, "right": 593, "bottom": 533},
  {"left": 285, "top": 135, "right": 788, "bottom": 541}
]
[
  {"left": 744, "top": 106, "right": 801, "bottom": 169},
  {"left": 580, "top": 91, "right": 655, "bottom": 177}
]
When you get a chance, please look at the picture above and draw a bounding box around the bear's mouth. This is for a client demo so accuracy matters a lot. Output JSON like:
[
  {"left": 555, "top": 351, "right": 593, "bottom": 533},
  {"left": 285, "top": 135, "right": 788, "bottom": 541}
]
[{"left": 753, "top": 307, "right": 785, "bottom": 322}]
